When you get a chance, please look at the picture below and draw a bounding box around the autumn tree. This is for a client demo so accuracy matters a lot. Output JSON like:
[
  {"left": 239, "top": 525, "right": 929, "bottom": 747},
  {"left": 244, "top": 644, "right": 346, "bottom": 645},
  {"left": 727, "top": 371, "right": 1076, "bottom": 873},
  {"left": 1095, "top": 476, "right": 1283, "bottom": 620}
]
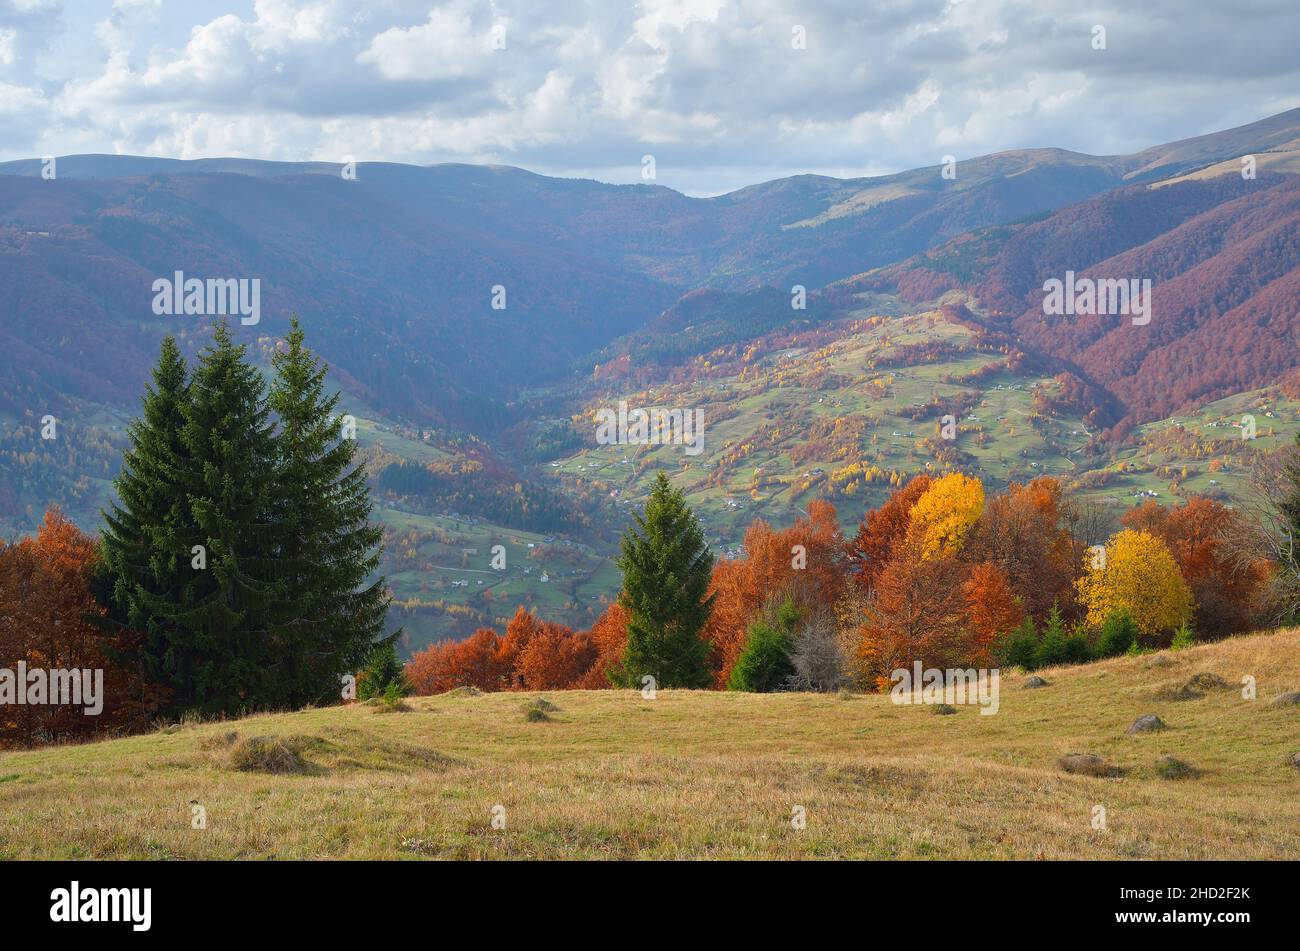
[
  {"left": 908, "top": 472, "right": 984, "bottom": 559},
  {"left": 571, "top": 601, "right": 629, "bottom": 688},
  {"left": 517, "top": 621, "right": 597, "bottom": 690},
  {"left": 852, "top": 536, "right": 971, "bottom": 687},
  {"left": 963, "top": 477, "right": 1080, "bottom": 622},
  {"left": 405, "top": 628, "right": 506, "bottom": 694},
  {"left": 1076, "top": 530, "right": 1194, "bottom": 641},
  {"left": 1122, "top": 497, "right": 1269, "bottom": 637},
  {"left": 963, "top": 561, "right": 1024, "bottom": 666},
  {"left": 703, "top": 499, "right": 847, "bottom": 686},
  {"left": 848, "top": 474, "right": 932, "bottom": 592},
  {"left": 1, "top": 509, "right": 159, "bottom": 747}
]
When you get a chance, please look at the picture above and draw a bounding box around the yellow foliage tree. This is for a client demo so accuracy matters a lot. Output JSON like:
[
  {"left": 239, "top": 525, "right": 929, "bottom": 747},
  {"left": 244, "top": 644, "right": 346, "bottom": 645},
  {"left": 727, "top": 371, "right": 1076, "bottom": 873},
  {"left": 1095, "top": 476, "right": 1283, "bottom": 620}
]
[
  {"left": 1076, "top": 529, "right": 1193, "bottom": 637},
  {"left": 908, "top": 472, "right": 985, "bottom": 559}
]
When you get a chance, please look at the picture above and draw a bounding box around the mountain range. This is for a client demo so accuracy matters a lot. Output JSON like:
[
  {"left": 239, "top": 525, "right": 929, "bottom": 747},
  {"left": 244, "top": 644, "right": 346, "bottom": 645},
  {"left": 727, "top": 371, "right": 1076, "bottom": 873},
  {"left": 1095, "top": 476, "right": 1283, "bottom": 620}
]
[{"left": 4, "top": 106, "right": 1298, "bottom": 437}]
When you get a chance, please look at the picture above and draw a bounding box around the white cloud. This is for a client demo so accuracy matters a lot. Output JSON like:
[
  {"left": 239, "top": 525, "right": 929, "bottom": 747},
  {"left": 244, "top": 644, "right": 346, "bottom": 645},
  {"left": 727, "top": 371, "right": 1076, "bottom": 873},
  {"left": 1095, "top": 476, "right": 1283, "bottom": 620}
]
[{"left": 2, "top": 0, "right": 1298, "bottom": 194}]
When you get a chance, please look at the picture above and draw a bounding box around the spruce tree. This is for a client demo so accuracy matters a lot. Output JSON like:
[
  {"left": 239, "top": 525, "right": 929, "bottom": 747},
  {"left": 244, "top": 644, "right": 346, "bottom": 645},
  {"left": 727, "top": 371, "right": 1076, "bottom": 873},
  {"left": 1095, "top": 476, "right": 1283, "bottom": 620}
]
[
  {"left": 269, "top": 316, "right": 393, "bottom": 706},
  {"left": 143, "top": 320, "right": 284, "bottom": 715},
  {"left": 97, "top": 336, "right": 194, "bottom": 694},
  {"left": 617, "top": 471, "right": 714, "bottom": 688}
]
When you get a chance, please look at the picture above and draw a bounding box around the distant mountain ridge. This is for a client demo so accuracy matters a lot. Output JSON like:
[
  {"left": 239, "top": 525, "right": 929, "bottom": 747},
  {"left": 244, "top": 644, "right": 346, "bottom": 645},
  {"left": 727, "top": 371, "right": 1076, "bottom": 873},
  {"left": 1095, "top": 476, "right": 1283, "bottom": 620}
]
[{"left": 1, "top": 107, "right": 1298, "bottom": 437}]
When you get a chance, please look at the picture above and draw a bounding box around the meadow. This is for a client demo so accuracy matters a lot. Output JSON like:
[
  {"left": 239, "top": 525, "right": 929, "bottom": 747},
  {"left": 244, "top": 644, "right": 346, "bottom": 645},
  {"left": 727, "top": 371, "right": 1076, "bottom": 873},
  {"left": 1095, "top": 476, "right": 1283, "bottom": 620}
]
[{"left": 1, "top": 628, "right": 1295, "bottom": 860}]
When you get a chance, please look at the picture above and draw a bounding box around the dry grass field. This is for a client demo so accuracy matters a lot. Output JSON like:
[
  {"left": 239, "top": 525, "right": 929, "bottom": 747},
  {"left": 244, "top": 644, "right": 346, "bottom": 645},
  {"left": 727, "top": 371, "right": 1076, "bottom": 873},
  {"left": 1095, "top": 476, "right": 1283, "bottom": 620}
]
[{"left": 1, "top": 629, "right": 1297, "bottom": 860}]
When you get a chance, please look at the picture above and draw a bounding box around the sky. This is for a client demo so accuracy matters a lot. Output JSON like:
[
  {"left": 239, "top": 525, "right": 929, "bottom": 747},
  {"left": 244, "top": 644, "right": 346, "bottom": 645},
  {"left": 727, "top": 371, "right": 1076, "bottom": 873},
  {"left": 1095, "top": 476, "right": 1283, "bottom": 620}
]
[{"left": 2, "top": 0, "right": 1298, "bottom": 196}]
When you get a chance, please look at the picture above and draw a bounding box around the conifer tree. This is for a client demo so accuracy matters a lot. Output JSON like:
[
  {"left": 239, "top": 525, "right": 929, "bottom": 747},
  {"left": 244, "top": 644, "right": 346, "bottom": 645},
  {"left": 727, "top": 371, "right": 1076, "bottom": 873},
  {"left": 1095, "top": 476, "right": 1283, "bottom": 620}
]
[
  {"left": 143, "top": 321, "right": 284, "bottom": 714},
  {"left": 616, "top": 471, "right": 714, "bottom": 688},
  {"left": 97, "top": 336, "right": 193, "bottom": 693},
  {"left": 269, "top": 316, "right": 393, "bottom": 706}
]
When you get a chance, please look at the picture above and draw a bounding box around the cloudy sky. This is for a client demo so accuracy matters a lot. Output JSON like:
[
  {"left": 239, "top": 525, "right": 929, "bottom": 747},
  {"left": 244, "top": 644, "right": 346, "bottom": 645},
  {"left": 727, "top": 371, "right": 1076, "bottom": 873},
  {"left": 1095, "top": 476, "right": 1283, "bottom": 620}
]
[{"left": 2, "top": 0, "right": 1298, "bottom": 195}]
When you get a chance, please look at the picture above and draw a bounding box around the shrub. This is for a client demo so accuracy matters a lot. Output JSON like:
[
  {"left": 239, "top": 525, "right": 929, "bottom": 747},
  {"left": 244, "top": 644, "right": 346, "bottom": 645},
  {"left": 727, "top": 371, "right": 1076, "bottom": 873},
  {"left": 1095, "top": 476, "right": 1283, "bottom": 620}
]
[
  {"left": 728, "top": 597, "right": 798, "bottom": 692},
  {"left": 1093, "top": 609, "right": 1138, "bottom": 659},
  {"left": 1171, "top": 622, "right": 1196, "bottom": 650},
  {"left": 357, "top": 640, "right": 410, "bottom": 701},
  {"left": 1033, "top": 606, "right": 1069, "bottom": 668},
  {"left": 997, "top": 616, "right": 1040, "bottom": 670},
  {"left": 786, "top": 610, "right": 847, "bottom": 692}
]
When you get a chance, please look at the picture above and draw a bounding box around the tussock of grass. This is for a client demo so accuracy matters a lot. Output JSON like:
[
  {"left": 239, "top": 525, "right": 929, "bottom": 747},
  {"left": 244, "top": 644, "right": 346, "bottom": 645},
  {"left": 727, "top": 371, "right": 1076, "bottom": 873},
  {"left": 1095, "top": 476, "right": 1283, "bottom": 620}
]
[
  {"left": 227, "top": 735, "right": 323, "bottom": 775},
  {"left": 1059, "top": 753, "right": 1123, "bottom": 778},
  {"left": 1185, "top": 673, "right": 1230, "bottom": 691},
  {"left": 1155, "top": 756, "right": 1200, "bottom": 780}
]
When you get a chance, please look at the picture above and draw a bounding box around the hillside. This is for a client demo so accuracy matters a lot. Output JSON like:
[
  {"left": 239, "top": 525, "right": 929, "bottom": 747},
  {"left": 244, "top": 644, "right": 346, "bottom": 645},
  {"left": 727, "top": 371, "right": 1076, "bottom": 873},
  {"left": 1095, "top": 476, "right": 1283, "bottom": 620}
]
[
  {"left": 549, "top": 308, "right": 1300, "bottom": 550},
  {"left": 851, "top": 173, "right": 1300, "bottom": 431},
  {"left": 1, "top": 629, "right": 1296, "bottom": 860}
]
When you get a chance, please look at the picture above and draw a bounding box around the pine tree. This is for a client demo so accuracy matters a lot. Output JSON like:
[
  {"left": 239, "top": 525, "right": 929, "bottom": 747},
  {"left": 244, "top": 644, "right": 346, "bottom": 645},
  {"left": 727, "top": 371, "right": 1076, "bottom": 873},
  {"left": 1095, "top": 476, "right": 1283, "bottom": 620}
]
[
  {"left": 96, "top": 336, "right": 194, "bottom": 696},
  {"left": 269, "top": 317, "right": 393, "bottom": 706},
  {"left": 616, "top": 471, "right": 714, "bottom": 688},
  {"left": 143, "top": 321, "right": 284, "bottom": 715}
]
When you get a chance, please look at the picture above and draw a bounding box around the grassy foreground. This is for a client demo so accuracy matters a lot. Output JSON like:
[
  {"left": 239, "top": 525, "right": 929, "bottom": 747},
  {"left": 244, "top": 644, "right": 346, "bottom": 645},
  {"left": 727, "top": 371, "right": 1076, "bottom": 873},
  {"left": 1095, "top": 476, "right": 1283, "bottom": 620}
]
[{"left": 2, "top": 630, "right": 1297, "bottom": 860}]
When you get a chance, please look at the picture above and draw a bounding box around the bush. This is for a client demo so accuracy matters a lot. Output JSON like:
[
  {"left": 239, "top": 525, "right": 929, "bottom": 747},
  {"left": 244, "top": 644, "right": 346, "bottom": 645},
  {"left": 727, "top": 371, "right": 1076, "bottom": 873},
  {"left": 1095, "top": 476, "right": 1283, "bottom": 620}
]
[
  {"left": 728, "top": 597, "right": 797, "bottom": 692},
  {"left": 1093, "top": 609, "right": 1137, "bottom": 659},
  {"left": 1171, "top": 621, "right": 1196, "bottom": 650},
  {"left": 357, "top": 639, "right": 410, "bottom": 701},
  {"left": 1033, "top": 606, "right": 1069, "bottom": 669},
  {"left": 786, "top": 610, "right": 847, "bottom": 692},
  {"left": 997, "top": 616, "right": 1039, "bottom": 671}
]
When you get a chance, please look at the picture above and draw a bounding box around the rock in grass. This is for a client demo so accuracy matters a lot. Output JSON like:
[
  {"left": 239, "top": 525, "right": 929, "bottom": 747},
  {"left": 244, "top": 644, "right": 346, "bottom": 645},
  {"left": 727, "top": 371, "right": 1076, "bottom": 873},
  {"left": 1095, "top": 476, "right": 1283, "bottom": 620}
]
[
  {"left": 1127, "top": 714, "right": 1166, "bottom": 734},
  {"left": 1288, "top": 751, "right": 1300, "bottom": 770},
  {"left": 1059, "top": 753, "right": 1122, "bottom": 778},
  {"left": 443, "top": 686, "right": 483, "bottom": 697},
  {"left": 932, "top": 703, "right": 957, "bottom": 715},
  {"left": 1023, "top": 675, "right": 1050, "bottom": 689},
  {"left": 1184, "top": 673, "right": 1229, "bottom": 691},
  {"left": 1155, "top": 756, "right": 1200, "bottom": 780},
  {"left": 1271, "top": 691, "right": 1300, "bottom": 708},
  {"left": 524, "top": 707, "right": 551, "bottom": 723}
]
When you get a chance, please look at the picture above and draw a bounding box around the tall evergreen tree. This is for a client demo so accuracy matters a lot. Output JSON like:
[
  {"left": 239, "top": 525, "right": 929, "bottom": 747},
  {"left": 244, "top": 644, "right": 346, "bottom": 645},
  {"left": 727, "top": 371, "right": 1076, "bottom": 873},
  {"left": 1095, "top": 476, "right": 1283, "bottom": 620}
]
[
  {"left": 96, "top": 336, "right": 193, "bottom": 696},
  {"left": 269, "top": 316, "right": 394, "bottom": 706},
  {"left": 617, "top": 471, "right": 714, "bottom": 688},
  {"left": 140, "top": 321, "right": 284, "bottom": 715}
]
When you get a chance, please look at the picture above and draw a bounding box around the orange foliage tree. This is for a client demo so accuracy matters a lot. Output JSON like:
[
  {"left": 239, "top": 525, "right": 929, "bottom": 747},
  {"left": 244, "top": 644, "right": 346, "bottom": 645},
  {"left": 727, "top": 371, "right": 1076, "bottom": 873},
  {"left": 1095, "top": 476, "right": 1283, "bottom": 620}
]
[
  {"left": 0, "top": 508, "right": 159, "bottom": 748},
  {"left": 849, "top": 474, "right": 933, "bottom": 592},
  {"left": 963, "top": 477, "right": 1081, "bottom": 622},
  {"left": 963, "top": 562, "right": 1025, "bottom": 666},
  {"left": 852, "top": 535, "right": 971, "bottom": 687},
  {"left": 702, "top": 500, "right": 847, "bottom": 687}
]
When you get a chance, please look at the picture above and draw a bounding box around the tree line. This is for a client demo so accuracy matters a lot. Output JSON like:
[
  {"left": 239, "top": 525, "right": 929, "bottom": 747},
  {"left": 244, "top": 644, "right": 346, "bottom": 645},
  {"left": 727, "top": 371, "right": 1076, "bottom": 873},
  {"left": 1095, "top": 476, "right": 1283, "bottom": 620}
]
[{"left": 408, "top": 463, "right": 1294, "bottom": 695}]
